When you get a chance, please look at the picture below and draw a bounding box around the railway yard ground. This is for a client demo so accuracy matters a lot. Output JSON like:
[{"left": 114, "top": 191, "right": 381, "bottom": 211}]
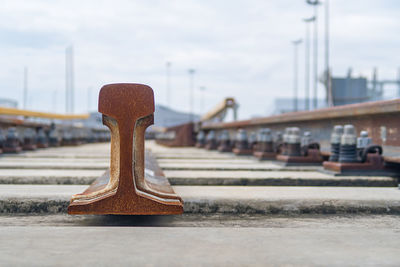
[{"left": 0, "top": 141, "right": 399, "bottom": 266}]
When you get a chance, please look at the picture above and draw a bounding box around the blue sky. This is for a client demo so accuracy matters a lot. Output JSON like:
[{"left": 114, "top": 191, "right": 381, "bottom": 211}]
[{"left": 0, "top": 0, "right": 399, "bottom": 119}]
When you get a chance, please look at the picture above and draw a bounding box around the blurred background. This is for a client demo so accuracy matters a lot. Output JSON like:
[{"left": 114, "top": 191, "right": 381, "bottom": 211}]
[{"left": 0, "top": 0, "right": 399, "bottom": 124}]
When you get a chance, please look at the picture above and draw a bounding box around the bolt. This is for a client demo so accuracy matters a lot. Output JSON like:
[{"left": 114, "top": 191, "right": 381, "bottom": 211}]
[
  {"left": 235, "top": 129, "right": 249, "bottom": 150},
  {"left": 357, "top": 130, "right": 372, "bottom": 149},
  {"left": 286, "top": 127, "right": 301, "bottom": 156},
  {"left": 338, "top": 124, "right": 358, "bottom": 163}
]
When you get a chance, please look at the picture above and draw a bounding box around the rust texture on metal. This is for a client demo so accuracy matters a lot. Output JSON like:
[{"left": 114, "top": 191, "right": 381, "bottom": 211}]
[
  {"left": 155, "top": 122, "right": 195, "bottom": 147},
  {"left": 204, "top": 131, "right": 218, "bottom": 150},
  {"left": 205, "top": 142, "right": 218, "bottom": 150},
  {"left": 218, "top": 141, "right": 232, "bottom": 152},
  {"left": 3, "top": 128, "right": 22, "bottom": 153},
  {"left": 232, "top": 146, "right": 253, "bottom": 156},
  {"left": 68, "top": 83, "right": 183, "bottom": 215},
  {"left": 277, "top": 149, "right": 323, "bottom": 165},
  {"left": 202, "top": 99, "right": 400, "bottom": 130},
  {"left": 195, "top": 143, "right": 205, "bottom": 148},
  {"left": 323, "top": 153, "right": 386, "bottom": 173},
  {"left": 253, "top": 150, "right": 276, "bottom": 160}
]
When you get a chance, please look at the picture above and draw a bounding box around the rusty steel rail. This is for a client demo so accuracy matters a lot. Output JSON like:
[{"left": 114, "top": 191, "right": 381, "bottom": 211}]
[
  {"left": 68, "top": 83, "right": 183, "bottom": 215},
  {"left": 155, "top": 122, "right": 195, "bottom": 147},
  {"left": 0, "top": 107, "right": 109, "bottom": 152},
  {"left": 200, "top": 99, "right": 400, "bottom": 163}
]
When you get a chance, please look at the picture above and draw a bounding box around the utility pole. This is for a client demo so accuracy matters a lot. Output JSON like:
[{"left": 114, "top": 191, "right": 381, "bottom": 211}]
[
  {"left": 199, "top": 86, "right": 206, "bottom": 114},
  {"left": 188, "top": 69, "right": 195, "bottom": 122},
  {"left": 65, "top": 47, "right": 69, "bottom": 113},
  {"left": 52, "top": 90, "right": 57, "bottom": 113},
  {"left": 65, "top": 45, "right": 74, "bottom": 113},
  {"left": 23, "top": 66, "right": 28, "bottom": 109},
  {"left": 397, "top": 67, "right": 400, "bottom": 98},
  {"left": 306, "top": 0, "right": 321, "bottom": 110},
  {"left": 303, "top": 16, "right": 315, "bottom": 111},
  {"left": 166, "top": 62, "right": 171, "bottom": 107},
  {"left": 325, "top": 0, "right": 333, "bottom": 107},
  {"left": 70, "top": 46, "right": 74, "bottom": 113},
  {"left": 87, "top": 87, "right": 92, "bottom": 112},
  {"left": 292, "top": 39, "right": 302, "bottom": 112}
]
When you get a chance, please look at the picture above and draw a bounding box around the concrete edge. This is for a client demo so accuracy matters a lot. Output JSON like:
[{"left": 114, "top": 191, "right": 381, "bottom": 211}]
[{"left": 2, "top": 198, "right": 400, "bottom": 215}]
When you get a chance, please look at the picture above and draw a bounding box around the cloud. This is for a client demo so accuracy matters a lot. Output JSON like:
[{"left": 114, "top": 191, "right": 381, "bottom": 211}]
[{"left": 0, "top": 0, "right": 399, "bottom": 118}]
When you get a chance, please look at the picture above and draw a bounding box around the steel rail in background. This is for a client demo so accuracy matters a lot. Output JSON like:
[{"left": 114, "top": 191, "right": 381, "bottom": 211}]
[
  {"left": 200, "top": 99, "right": 400, "bottom": 162},
  {"left": 0, "top": 106, "right": 108, "bottom": 149}
]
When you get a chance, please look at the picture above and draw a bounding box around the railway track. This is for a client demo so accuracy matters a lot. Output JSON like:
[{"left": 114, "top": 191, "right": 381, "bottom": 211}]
[
  {"left": 0, "top": 140, "right": 399, "bottom": 214},
  {"left": 1, "top": 84, "right": 399, "bottom": 265},
  {"left": 0, "top": 139, "right": 400, "bottom": 265}
]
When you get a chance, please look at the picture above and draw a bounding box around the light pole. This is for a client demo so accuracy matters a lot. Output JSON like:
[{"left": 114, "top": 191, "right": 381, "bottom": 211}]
[
  {"left": 53, "top": 90, "right": 57, "bottom": 113},
  {"left": 292, "top": 39, "right": 302, "bottom": 112},
  {"left": 23, "top": 66, "right": 28, "bottom": 109},
  {"left": 166, "top": 62, "right": 171, "bottom": 107},
  {"left": 325, "top": 0, "right": 333, "bottom": 107},
  {"left": 188, "top": 69, "right": 195, "bottom": 121},
  {"left": 65, "top": 45, "right": 74, "bottom": 113},
  {"left": 87, "top": 87, "right": 92, "bottom": 112},
  {"left": 303, "top": 16, "right": 315, "bottom": 111},
  {"left": 199, "top": 86, "right": 206, "bottom": 114},
  {"left": 306, "top": 0, "right": 321, "bottom": 110}
]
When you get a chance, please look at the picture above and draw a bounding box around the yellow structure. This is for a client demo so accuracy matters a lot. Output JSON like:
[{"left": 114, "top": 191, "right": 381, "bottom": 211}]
[
  {"left": 0, "top": 107, "right": 89, "bottom": 120},
  {"left": 201, "top": 97, "right": 237, "bottom": 123}
]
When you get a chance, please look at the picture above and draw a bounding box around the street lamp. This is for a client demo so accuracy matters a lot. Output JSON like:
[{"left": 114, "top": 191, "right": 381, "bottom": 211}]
[
  {"left": 199, "top": 86, "right": 206, "bottom": 114},
  {"left": 324, "top": 0, "right": 333, "bottom": 107},
  {"left": 306, "top": 0, "right": 321, "bottom": 110},
  {"left": 292, "top": 39, "right": 302, "bottom": 112},
  {"left": 23, "top": 66, "right": 28, "bottom": 110},
  {"left": 303, "top": 16, "right": 315, "bottom": 111},
  {"left": 166, "top": 62, "right": 171, "bottom": 107},
  {"left": 188, "top": 69, "right": 195, "bottom": 121}
]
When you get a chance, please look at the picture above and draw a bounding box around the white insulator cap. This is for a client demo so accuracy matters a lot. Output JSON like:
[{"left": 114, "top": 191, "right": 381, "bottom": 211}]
[
  {"left": 248, "top": 132, "right": 257, "bottom": 143},
  {"left": 330, "top": 125, "right": 344, "bottom": 144},
  {"left": 287, "top": 127, "right": 301, "bottom": 144},
  {"left": 206, "top": 130, "right": 215, "bottom": 141},
  {"left": 274, "top": 131, "right": 283, "bottom": 142},
  {"left": 283, "top": 127, "right": 292, "bottom": 143},
  {"left": 197, "top": 131, "right": 205, "bottom": 141},
  {"left": 357, "top": 130, "right": 372, "bottom": 149},
  {"left": 24, "top": 128, "right": 36, "bottom": 138},
  {"left": 219, "top": 130, "right": 230, "bottom": 141},
  {"left": 236, "top": 129, "right": 248, "bottom": 141},
  {"left": 301, "top": 131, "right": 312, "bottom": 146},
  {"left": 341, "top": 124, "right": 357, "bottom": 145},
  {"left": 258, "top": 128, "right": 272, "bottom": 142}
]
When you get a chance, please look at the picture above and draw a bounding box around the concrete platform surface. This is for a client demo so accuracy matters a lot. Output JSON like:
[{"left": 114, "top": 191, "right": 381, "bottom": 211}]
[
  {"left": 0, "top": 168, "right": 394, "bottom": 187},
  {"left": 0, "top": 157, "right": 108, "bottom": 163},
  {"left": 0, "top": 161, "right": 108, "bottom": 170},
  {"left": 1, "top": 185, "right": 400, "bottom": 214},
  {"left": 2, "top": 143, "right": 110, "bottom": 158},
  {"left": 3, "top": 153, "right": 110, "bottom": 159},
  {"left": 0, "top": 221, "right": 399, "bottom": 266},
  {"left": 0, "top": 169, "right": 102, "bottom": 184},
  {"left": 154, "top": 153, "right": 239, "bottom": 159},
  {"left": 157, "top": 158, "right": 261, "bottom": 164},
  {"left": 159, "top": 162, "right": 319, "bottom": 171},
  {"left": 165, "top": 170, "right": 397, "bottom": 186}
]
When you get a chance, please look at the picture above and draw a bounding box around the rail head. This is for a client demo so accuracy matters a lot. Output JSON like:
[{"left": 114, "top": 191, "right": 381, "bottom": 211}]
[{"left": 202, "top": 98, "right": 400, "bottom": 130}]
